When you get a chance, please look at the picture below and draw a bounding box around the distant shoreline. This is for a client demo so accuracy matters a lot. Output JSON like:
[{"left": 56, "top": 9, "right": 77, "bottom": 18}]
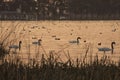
[
  {"left": 0, "top": 13, "right": 120, "bottom": 20},
  {"left": 0, "top": 19, "right": 120, "bottom": 21}
]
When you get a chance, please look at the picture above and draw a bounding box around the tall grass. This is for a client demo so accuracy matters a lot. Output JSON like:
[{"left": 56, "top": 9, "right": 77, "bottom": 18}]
[
  {"left": 0, "top": 37, "right": 120, "bottom": 80},
  {"left": 0, "top": 52, "right": 120, "bottom": 80},
  {"left": 0, "top": 21, "right": 20, "bottom": 60}
]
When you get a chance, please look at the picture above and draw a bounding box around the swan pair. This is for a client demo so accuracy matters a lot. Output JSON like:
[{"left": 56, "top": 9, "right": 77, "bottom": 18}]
[{"left": 9, "top": 39, "right": 42, "bottom": 52}]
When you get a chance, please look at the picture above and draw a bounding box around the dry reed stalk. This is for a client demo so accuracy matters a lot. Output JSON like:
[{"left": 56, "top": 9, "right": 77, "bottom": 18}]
[{"left": 83, "top": 44, "right": 90, "bottom": 63}]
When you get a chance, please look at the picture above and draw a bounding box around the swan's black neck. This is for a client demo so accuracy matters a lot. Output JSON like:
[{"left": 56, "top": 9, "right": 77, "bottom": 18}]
[
  {"left": 111, "top": 42, "right": 115, "bottom": 54},
  {"left": 19, "top": 41, "right": 22, "bottom": 51},
  {"left": 77, "top": 37, "right": 81, "bottom": 45},
  {"left": 111, "top": 42, "right": 115, "bottom": 49},
  {"left": 38, "top": 39, "right": 42, "bottom": 46}
]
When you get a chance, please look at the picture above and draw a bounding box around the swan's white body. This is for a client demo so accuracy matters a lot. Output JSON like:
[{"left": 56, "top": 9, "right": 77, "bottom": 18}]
[
  {"left": 9, "top": 45, "right": 19, "bottom": 49},
  {"left": 32, "top": 42, "right": 39, "bottom": 45},
  {"left": 98, "top": 47, "right": 111, "bottom": 52},
  {"left": 69, "top": 41, "right": 78, "bottom": 43}
]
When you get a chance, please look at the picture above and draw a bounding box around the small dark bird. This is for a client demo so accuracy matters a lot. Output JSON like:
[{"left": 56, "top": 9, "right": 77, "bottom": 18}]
[
  {"left": 55, "top": 38, "right": 60, "bottom": 40},
  {"left": 99, "top": 32, "right": 102, "bottom": 34},
  {"left": 84, "top": 40, "right": 86, "bottom": 43},
  {"left": 98, "top": 43, "right": 101, "bottom": 45}
]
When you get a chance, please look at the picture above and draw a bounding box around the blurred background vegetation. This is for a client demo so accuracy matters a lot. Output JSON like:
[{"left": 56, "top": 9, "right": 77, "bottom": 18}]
[{"left": 0, "top": 0, "right": 120, "bottom": 20}]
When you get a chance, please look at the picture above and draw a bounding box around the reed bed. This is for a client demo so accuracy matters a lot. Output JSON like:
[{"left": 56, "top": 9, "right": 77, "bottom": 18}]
[{"left": 0, "top": 51, "right": 120, "bottom": 80}]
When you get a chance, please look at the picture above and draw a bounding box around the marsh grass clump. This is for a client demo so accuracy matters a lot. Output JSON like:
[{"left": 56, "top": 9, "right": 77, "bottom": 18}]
[
  {"left": 0, "top": 44, "right": 9, "bottom": 59},
  {"left": 0, "top": 52, "right": 120, "bottom": 80}
]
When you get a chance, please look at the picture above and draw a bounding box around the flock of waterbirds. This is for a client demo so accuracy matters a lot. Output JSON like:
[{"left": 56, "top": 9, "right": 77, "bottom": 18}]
[{"left": 0, "top": 21, "right": 119, "bottom": 63}]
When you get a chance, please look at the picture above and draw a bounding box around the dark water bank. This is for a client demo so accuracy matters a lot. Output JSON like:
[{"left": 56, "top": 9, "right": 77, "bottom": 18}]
[{"left": 0, "top": 13, "right": 120, "bottom": 20}]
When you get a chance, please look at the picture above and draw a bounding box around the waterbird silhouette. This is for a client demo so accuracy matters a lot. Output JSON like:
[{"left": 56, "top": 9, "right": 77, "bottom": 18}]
[
  {"left": 98, "top": 42, "right": 116, "bottom": 54},
  {"left": 69, "top": 37, "right": 81, "bottom": 45},
  {"left": 98, "top": 42, "right": 101, "bottom": 45},
  {"left": 32, "top": 39, "right": 42, "bottom": 46},
  {"left": 9, "top": 41, "right": 22, "bottom": 52}
]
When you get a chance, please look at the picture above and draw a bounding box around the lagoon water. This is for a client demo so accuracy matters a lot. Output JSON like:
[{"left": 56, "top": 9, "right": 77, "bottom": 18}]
[{"left": 1, "top": 20, "right": 120, "bottom": 63}]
